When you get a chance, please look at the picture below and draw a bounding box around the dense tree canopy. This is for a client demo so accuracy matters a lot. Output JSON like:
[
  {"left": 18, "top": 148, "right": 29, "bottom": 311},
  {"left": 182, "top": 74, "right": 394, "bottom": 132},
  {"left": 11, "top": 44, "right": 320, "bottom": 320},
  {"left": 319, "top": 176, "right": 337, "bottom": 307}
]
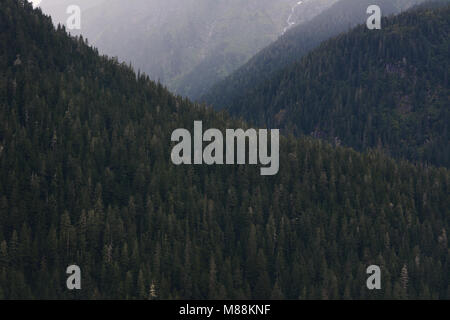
[
  {"left": 203, "top": 1, "right": 449, "bottom": 168},
  {"left": 0, "top": 0, "right": 448, "bottom": 299}
]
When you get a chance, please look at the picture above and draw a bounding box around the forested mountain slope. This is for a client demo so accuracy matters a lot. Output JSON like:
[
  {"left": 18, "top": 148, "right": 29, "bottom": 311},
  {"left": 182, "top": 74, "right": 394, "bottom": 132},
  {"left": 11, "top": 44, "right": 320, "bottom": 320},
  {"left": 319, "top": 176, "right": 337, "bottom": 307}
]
[
  {"left": 204, "top": 2, "right": 450, "bottom": 168},
  {"left": 202, "top": 0, "right": 426, "bottom": 109},
  {"left": 0, "top": 0, "right": 449, "bottom": 299}
]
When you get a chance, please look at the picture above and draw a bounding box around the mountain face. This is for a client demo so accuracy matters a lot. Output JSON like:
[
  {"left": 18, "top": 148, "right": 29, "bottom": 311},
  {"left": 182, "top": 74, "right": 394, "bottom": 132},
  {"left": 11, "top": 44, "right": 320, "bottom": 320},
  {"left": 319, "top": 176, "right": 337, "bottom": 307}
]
[
  {"left": 0, "top": 0, "right": 449, "bottom": 299},
  {"left": 201, "top": 0, "right": 427, "bottom": 109},
  {"left": 38, "top": 0, "right": 338, "bottom": 99},
  {"left": 203, "top": 1, "right": 450, "bottom": 168}
]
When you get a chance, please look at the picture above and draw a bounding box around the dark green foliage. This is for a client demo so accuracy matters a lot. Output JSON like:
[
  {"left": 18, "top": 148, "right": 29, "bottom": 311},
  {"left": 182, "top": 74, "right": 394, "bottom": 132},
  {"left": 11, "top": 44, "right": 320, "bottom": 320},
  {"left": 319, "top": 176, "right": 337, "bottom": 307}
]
[
  {"left": 204, "top": 2, "right": 450, "bottom": 168},
  {"left": 0, "top": 0, "right": 449, "bottom": 299}
]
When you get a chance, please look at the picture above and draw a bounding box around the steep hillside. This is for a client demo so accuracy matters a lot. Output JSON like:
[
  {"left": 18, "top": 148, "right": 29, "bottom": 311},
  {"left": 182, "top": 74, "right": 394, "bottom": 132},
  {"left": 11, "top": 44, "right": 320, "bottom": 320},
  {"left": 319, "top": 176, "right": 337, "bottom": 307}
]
[
  {"left": 202, "top": 0, "right": 426, "bottom": 109},
  {"left": 171, "top": 0, "right": 340, "bottom": 99},
  {"left": 0, "top": 0, "right": 448, "bottom": 299},
  {"left": 204, "top": 1, "right": 450, "bottom": 168}
]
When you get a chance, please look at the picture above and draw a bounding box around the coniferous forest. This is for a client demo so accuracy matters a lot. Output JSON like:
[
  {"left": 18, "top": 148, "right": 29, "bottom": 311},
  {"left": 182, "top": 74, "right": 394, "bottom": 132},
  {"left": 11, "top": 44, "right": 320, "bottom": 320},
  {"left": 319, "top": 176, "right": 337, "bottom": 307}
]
[
  {"left": 0, "top": 0, "right": 449, "bottom": 299},
  {"left": 203, "top": 1, "right": 450, "bottom": 168}
]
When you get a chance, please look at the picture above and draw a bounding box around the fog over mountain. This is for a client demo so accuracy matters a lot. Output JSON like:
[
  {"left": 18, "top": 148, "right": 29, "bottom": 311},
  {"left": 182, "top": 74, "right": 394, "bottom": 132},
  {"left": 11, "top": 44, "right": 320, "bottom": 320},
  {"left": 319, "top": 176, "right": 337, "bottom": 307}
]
[{"left": 36, "top": 0, "right": 338, "bottom": 98}]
